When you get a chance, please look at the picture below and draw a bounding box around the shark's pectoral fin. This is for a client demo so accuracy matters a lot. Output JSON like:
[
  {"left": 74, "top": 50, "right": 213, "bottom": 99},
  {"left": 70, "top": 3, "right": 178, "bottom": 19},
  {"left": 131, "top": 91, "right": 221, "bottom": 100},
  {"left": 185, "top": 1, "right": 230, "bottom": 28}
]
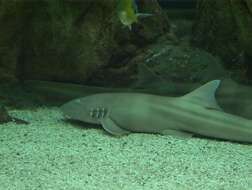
[
  {"left": 101, "top": 117, "right": 130, "bottom": 136},
  {"left": 161, "top": 129, "right": 193, "bottom": 138}
]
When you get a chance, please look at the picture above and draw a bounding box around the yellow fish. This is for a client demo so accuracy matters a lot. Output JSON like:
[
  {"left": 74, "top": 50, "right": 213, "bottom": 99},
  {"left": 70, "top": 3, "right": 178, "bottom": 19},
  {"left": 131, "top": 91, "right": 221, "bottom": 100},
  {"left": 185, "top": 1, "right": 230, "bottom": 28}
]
[{"left": 117, "top": 0, "right": 151, "bottom": 30}]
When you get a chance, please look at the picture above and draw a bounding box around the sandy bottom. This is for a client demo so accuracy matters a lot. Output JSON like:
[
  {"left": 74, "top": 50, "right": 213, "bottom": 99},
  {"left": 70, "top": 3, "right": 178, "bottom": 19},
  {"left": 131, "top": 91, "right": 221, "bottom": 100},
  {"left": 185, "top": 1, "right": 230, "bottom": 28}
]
[{"left": 0, "top": 107, "right": 251, "bottom": 190}]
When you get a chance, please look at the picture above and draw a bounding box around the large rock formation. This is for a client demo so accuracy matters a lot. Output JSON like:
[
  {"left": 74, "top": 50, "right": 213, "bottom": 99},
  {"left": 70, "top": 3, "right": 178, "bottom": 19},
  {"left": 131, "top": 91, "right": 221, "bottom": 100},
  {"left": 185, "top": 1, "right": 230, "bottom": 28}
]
[
  {"left": 192, "top": 0, "right": 252, "bottom": 82},
  {"left": 0, "top": 0, "right": 169, "bottom": 84}
]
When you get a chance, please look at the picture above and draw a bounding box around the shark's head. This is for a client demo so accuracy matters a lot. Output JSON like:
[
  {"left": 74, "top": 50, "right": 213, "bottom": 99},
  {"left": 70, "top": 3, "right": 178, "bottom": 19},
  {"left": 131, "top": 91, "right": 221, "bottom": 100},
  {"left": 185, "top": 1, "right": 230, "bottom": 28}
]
[{"left": 60, "top": 94, "right": 110, "bottom": 124}]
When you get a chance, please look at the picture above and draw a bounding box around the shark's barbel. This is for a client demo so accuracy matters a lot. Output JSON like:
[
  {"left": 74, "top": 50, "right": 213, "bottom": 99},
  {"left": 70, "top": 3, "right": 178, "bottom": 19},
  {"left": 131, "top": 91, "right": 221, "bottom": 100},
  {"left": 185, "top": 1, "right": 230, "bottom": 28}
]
[{"left": 60, "top": 80, "right": 252, "bottom": 143}]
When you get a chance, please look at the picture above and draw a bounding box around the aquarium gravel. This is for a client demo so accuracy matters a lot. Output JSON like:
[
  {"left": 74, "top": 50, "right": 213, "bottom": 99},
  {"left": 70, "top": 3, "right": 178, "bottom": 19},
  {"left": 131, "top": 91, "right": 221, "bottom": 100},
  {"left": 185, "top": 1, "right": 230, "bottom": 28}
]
[{"left": 0, "top": 107, "right": 251, "bottom": 190}]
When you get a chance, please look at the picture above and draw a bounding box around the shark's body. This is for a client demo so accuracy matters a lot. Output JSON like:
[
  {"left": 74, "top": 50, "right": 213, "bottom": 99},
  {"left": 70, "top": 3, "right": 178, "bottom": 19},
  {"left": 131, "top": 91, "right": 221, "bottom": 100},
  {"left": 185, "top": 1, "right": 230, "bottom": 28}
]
[{"left": 61, "top": 80, "right": 252, "bottom": 143}]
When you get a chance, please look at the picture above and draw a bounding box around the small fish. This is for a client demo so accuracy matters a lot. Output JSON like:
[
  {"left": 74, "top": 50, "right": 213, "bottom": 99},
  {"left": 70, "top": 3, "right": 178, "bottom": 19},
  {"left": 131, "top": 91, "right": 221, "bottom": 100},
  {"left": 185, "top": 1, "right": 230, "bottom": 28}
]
[{"left": 117, "top": 0, "right": 152, "bottom": 30}]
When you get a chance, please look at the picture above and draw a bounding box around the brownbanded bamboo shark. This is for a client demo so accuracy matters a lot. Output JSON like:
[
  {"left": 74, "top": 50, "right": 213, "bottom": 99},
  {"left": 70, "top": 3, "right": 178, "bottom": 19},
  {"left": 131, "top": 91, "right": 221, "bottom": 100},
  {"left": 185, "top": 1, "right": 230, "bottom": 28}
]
[{"left": 60, "top": 80, "right": 252, "bottom": 143}]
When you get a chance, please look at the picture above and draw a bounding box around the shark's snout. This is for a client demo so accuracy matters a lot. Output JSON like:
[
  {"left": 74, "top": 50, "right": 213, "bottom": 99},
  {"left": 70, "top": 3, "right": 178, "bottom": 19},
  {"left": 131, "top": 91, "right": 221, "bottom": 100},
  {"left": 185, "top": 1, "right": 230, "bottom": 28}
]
[
  {"left": 60, "top": 97, "right": 101, "bottom": 124},
  {"left": 60, "top": 99, "right": 84, "bottom": 119}
]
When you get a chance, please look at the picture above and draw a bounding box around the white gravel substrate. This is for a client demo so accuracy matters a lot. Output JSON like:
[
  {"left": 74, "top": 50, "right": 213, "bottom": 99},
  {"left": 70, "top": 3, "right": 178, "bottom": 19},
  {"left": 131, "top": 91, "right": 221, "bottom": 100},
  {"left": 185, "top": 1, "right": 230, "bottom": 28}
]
[{"left": 0, "top": 107, "right": 251, "bottom": 190}]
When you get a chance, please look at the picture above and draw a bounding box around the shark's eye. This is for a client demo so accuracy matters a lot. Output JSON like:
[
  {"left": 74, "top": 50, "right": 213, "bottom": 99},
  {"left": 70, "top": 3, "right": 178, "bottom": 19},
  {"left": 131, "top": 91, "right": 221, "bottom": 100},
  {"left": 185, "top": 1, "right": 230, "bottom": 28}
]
[{"left": 73, "top": 99, "right": 81, "bottom": 105}]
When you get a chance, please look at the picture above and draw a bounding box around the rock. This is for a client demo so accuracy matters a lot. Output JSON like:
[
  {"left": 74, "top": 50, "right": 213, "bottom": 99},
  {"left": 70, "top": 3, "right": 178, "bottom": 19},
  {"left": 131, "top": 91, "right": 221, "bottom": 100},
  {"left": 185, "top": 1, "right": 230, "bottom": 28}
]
[
  {"left": 0, "top": 0, "right": 170, "bottom": 84},
  {"left": 129, "top": 37, "right": 227, "bottom": 89},
  {"left": 0, "top": 105, "right": 28, "bottom": 124},
  {"left": 192, "top": 0, "right": 252, "bottom": 81},
  {"left": 0, "top": 1, "right": 24, "bottom": 83}
]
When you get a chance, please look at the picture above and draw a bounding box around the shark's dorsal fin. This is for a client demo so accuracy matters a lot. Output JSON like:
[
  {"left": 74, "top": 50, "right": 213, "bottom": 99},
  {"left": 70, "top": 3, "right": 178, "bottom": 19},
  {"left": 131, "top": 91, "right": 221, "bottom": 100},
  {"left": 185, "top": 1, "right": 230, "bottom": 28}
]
[{"left": 181, "top": 80, "right": 222, "bottom": 110}]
